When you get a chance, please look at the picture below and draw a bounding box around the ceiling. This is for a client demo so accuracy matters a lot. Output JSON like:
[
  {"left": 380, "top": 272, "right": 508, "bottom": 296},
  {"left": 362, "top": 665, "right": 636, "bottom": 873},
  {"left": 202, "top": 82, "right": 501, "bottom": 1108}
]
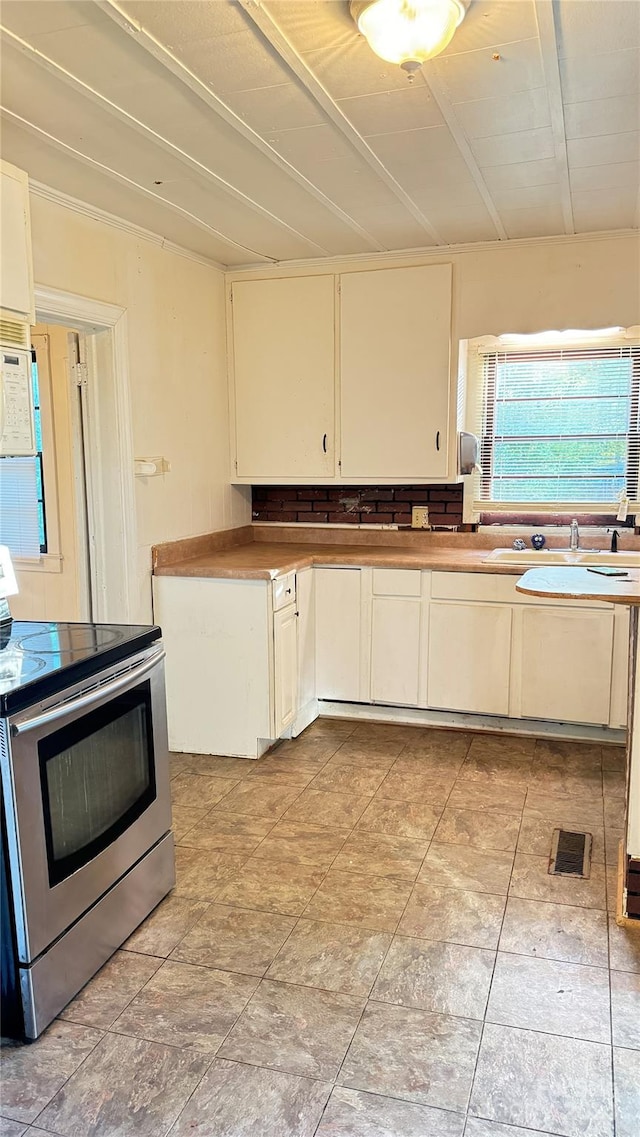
[{"left": 1, "top": 0, "right": 638, "bottom": 267}]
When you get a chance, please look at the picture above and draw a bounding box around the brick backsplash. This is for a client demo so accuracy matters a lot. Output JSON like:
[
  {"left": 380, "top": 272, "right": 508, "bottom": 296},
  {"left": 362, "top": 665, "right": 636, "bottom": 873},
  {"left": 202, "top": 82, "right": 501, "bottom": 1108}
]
[{"left": 251, "top": 485, "right": 464, "bottom": 527}]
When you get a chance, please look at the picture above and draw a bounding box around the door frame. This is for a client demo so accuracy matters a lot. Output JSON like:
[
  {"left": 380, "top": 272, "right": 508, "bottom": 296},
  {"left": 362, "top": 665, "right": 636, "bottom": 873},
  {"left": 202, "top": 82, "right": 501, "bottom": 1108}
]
[{"left": 34, "top": 285, "right": 136, "bottom": 622}]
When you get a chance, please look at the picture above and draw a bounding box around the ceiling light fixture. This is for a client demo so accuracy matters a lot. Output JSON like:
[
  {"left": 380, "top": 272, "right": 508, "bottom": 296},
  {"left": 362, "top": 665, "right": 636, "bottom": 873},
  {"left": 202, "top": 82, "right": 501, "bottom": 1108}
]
[{"left": 350, "top": 0, "right": 467, "bottom": 80}]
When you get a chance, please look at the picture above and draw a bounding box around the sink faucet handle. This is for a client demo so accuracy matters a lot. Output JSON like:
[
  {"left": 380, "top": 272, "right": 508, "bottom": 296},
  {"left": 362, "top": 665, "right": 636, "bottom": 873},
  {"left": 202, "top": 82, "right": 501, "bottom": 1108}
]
[
  {"left": 570, "top": 518, "right": 580, "bottom": 551},
  {"left": 608, "top": 528, "right": 620, "bottom": 553}
]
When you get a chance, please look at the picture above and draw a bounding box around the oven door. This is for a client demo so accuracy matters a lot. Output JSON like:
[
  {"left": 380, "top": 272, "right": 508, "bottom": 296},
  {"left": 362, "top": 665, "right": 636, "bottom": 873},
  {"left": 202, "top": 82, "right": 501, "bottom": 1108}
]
[{"left": 3, "top": 644, "right": 171, "bottom": 963}]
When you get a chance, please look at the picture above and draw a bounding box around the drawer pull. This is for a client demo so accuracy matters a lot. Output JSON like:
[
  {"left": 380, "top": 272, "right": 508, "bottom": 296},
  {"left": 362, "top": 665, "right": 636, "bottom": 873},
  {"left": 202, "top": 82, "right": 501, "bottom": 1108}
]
[
  {"left": 322, "top": 433, "right": 327, "bottom": 453},
  {"left": 436, "top": 430, "right": 440, "bottom": 451},
  {"left": 286, "top": 588, "right": 292, "bottom": 594}
]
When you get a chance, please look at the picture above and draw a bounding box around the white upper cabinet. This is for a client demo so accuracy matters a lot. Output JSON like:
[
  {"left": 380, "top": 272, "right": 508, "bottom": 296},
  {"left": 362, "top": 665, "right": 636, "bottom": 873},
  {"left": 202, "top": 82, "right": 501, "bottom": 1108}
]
[
  {"left": 0, "top": 160, "right": 35, "bottom": 325},
  {"left": 339, "top": 264, "right": 452, "bottom": 479},
  {"left": 230, "top": 275, "right": 335, "bottom": 479}
]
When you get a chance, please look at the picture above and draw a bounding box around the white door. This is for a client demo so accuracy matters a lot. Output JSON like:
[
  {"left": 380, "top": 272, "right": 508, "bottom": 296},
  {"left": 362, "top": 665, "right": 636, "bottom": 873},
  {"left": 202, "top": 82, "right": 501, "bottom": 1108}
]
[
  {"left": 315, "top": 568, "right": 365, "bottom": 701},
  {"left": 340, "top": 264, "right": 451, "bottom": 479},
  {"left": 519, "top": 606, "right": 614, "bottom": 725},
  {"left": 371, "top": 596, "right": 422, "bottom": 706},
  {"left": 231, "top": 275, "right": 335, "bottom": 479},
  {"left": 428, "top": 601, "right": 512, "bottom": 715},
  {"left": 273, "top": 603, "right": 298, "bottom": 735}
]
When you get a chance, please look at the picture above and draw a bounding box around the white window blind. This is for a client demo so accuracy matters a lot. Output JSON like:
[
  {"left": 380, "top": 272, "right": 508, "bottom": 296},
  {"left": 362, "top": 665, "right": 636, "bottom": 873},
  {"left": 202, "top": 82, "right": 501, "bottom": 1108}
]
[
  {"left": 469, "top": 337, "right": 640, "bottom": 514},
  {"left": 0, "top": 457, "right": 41, "bottom": 557}
]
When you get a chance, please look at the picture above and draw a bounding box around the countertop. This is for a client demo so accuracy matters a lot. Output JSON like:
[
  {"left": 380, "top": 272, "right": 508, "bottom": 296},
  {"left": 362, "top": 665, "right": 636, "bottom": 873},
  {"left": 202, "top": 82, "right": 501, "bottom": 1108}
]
[
  {"left": 516, "top": 566, "right": 640, "bottom": 605},
  {"left": 152, "top": 541, "right": 524, "bottom": 580}
]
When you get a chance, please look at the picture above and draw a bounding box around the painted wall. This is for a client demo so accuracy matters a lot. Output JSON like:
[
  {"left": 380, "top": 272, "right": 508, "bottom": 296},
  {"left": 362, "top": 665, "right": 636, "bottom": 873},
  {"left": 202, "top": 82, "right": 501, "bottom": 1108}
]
[{"left": 28, "top": 193, "right": 250, "bottom": 623}]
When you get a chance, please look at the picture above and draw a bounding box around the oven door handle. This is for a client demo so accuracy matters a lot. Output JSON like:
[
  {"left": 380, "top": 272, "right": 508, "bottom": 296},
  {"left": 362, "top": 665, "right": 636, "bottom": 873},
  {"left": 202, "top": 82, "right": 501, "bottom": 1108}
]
[{"left": 11, "top": 650, "right": 166, "bottom": 736}]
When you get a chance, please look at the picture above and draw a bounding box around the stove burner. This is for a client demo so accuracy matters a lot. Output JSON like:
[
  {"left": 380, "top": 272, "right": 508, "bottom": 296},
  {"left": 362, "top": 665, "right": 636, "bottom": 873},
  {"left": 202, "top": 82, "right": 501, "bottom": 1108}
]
[
  {"left": 16, "top": 626, "right": 122, "bottom": 658},
  {"left": 0, "top": 652, "right": 47, "bottom": 686}
]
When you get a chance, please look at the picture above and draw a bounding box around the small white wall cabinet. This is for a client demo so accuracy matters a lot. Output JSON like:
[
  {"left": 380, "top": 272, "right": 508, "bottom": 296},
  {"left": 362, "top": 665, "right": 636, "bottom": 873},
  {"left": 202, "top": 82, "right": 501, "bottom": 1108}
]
[
  {"left": 340, "top": 264, "right": 452, "bottom": 479},
  {"left": 0, "top": 160, "right": 35, "bottom": 324},
  {"left": 370, "top": 569, "right": 428, "bottom": 706},
  {"left": 230, "top": 275, "right": 335, "bottom": 479},
  {"left": 315, "top": 567, "right": 367, "bottom": 701},
  {"left": 153, "top": 573, "right": 301, "bottom": 758},
  {"left": 427, "top": 600, "right": 513, "bottom": 716}
]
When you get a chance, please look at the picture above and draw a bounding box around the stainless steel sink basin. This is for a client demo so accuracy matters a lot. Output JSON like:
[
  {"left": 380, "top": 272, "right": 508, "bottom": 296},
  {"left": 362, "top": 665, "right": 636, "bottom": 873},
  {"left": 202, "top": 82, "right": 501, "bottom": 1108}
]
[{"left": 483, "top": 548, "right": 640, "bottom": 568}]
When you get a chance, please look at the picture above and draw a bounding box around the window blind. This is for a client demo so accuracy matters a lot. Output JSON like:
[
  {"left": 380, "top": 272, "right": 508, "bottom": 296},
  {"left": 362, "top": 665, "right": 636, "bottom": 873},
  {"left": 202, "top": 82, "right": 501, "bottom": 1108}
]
[
  {"left": 0, "top": 457, "right": 41, "bottom": 557},
  {"left": 470, "top": 341, "right": 640, "bottom": 513}
]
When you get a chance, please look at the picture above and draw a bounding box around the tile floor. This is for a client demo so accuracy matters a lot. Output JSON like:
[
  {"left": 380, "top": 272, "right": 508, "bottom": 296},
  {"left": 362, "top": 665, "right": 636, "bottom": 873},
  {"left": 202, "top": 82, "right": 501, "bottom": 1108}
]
[{"left": 2, "top": 719, "right": 640, "bottom": 1137}]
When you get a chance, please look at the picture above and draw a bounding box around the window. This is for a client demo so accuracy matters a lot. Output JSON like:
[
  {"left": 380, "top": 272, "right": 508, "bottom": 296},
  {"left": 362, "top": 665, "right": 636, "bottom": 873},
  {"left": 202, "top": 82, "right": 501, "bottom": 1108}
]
[{"left": 466, "top": 331, "right": 640, "bottom": 516}]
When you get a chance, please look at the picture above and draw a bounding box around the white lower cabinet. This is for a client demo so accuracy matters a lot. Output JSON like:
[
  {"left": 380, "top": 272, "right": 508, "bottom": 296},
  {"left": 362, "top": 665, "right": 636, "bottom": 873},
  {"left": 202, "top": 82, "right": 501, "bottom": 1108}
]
[
  {"left": 369, "top": 569, "right": 428, "bottom": 707},
  {"left": 427, "top": 600, "right": 512, "bottom": 716},
  {"left": 273, "top": 603, "right": 298, "bottom": 736},
  {"left": 315, "top": 567, "right": 366, "bottom": 701},
  {"left": 516, "top": 605, "right": 614, "bottom": 725}
]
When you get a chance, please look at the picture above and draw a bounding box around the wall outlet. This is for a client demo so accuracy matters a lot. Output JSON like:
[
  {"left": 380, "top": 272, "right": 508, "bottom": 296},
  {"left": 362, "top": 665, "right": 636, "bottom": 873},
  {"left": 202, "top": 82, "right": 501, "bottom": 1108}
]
[{"left": 411, "top": 506, "right": 430, "bottom": 529}]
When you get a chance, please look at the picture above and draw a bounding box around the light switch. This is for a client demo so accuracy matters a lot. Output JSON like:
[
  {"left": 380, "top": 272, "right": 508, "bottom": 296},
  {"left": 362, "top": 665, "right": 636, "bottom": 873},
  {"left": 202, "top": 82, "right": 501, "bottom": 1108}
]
[{"left": 411, "top": 507, "right": 430, "bottom": 529}]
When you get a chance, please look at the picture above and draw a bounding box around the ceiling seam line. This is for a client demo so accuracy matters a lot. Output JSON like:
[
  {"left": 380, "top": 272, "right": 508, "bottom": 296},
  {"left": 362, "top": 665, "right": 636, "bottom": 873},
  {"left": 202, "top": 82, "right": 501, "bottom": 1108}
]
[
  {"left": 95, "top": 0, "right": 385, "bottom": 252},
  {"left": 0, "top": 24, "right": 333, "bottom": 259},
  {"left": 418, "top": 66, "right": 507, "bottom": 241},
  {"left": 0, "top": 106, "right": 278, "bottom": 262},
  {"left": 238, "top": 0, "right": 446, "bottom": 246},
  {"left": 533, "top": 0, "right": 575, "bottom": 234}
]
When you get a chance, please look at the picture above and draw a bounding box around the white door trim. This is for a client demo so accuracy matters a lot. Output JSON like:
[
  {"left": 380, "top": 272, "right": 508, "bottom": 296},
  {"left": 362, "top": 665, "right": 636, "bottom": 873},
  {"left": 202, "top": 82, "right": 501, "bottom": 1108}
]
[{"left": 34, "top": 285, "right": 137, "bottom": 622}]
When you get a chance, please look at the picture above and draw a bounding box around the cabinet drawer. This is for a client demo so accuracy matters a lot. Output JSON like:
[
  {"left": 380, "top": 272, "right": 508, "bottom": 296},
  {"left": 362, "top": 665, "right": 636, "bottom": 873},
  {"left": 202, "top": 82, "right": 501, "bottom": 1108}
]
[
  {"left": 273, "top": 572, "right": 296, "bottom": 611},
  {"left": 431, "top": 571, "right": 612, "bottom": 609},
  {"left": 372, "top": 569, "right": 421, "bottom": 597}
]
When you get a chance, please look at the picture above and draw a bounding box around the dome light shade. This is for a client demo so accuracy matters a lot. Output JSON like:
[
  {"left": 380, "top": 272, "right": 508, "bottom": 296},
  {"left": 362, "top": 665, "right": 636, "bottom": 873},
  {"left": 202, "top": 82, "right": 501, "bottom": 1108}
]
[{"left": 351, "top": 0, "right": 466, "bottom": 75}]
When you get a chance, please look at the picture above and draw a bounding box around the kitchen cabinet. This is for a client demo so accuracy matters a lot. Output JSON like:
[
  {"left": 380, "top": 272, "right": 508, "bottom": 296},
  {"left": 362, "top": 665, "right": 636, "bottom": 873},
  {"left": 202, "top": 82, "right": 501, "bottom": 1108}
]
[
  {"left": 230, "top": 275, "right": 335, "bottom": 479},
  {"left": 273, "top": 602, "right": 298, "bottom": 736},
  {"left": 0, "top": 160, "right": 35, "bottom": 325},
  {"left": 315, "top": 567, "right": 367, "bottom": 701},
  {"left": 340, "top": 264, "right": 452, "bottom": 479},
  {"left": 427, "top": 600, "right": 513, "bottom": 716},
  {"left": 517, "top": 606, "right": 614, "bottom": 725},
  {"left": 369, "top": 570, "right": 428, "bottom": 706}
]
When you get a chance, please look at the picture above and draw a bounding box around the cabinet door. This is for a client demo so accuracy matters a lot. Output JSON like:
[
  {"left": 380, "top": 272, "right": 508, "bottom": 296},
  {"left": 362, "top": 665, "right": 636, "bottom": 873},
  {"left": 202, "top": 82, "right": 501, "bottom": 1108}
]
[
  {"left": 315, "top": 568, "right": 365, "bottom": 701},
  {"left": 231, "top": 276, "right": 335, "bottom": 479},
  {"left": 519, "top": 606, "right": 614, "bottom": 725},
  {"left": 273, "top": 604, "right": 298, "bottom": 736},
  {"left": 371, "top": 597, "right": 422, "bottom": 706},
  {"left": 428, "top": 601, "right": 512, "bottom": 715},
  {"left": 340, "top": 264, "right": 451, "bottom": 479},
  {"left": 0, "top": 161, "right": 34, "bottom": 322}
]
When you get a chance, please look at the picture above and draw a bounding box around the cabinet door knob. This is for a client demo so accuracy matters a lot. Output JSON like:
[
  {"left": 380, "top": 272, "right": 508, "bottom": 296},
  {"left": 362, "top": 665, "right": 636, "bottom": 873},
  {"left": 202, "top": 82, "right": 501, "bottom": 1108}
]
[
  {"left": 322, "top": 433, "right": 327, "bottom": 453},
  {"left": 285, "top": 588, "right": 292, "bottom": 594},
  {"left": 435, "top": 430, "right": 440, "bottom": 451}
]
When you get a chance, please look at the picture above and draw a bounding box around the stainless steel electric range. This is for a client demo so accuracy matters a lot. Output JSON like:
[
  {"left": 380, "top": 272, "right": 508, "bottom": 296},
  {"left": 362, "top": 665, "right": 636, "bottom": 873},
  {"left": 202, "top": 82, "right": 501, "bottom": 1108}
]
[{"left": 0, "top": 620, "right": 175, "bottom": 1040}]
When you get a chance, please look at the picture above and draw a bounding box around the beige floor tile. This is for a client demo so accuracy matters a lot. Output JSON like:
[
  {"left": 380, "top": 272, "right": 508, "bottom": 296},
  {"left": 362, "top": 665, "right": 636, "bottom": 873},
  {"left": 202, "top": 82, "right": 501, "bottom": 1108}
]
[
  {"left": 212, "top": 779, "right": 302, "bottom": 820},
  {"left": 509, "top": 853, "right": 607, "bottom": 909},
  {"left": 170, "top": 771, "right": 239, "bottom": 810},
  {"left": 339, "top": 1001, "right": 481, "bottom": 1112},
  {"left": 301, "top": 718, "right": 356, "bottom": 741},
  {"left": 169, "top": 1059, "right": 331, "bottom": 1137},
  {"left": 37, "top": 1033, "right": 210, "bottom": 1137},
  {"left": 418, "top": 843, "right": 514, "bottom": 895},
  {"left": 215, "top": 858, "right": 325, "bottom": 916},
  {"left": 310, "top": 761, "right": 388, "bottom": 797},
  {"left": 330, "top": 738, "right": 404, "bottom": 769},
  {"left": 372, "top": 935, "right": 495, "bottom": 1019},
  {"left": 468, "top": 734, "right": 537, "bottom": 758},
  {"left": 399, "top": 883, "right": 506, "bottom": 949},
  {"left": 487, "top": 953, "right": 611, "bottom": 1043},
  {"left": 605, "top": 828, "right": 624, "bottom": 866},
  {"left": 111, "top": 959, "right": 257, "bottom": 1052},
  {"left": 59, "top": 951, "right": 162, "bottom": 1029},
  {"left": 246, "top": 753, "right": 331, "bottom": 784},
  {"left": 528, "top": 765, "right": 604, "bottom": 799},
  {"left": 304, "top": 869, "right": 412, "bottom": 933},
  {"left": 518, "top": 815, "right": 605, "bottom": 863},
  {"left": 458, "top": 754, "right": 532, "bottom": 789},
  {"left": 170, "top": 805, "right": 209, "bottom": 843},
  {"left": 272, "top": 737, "right": 344, "bottom": 765},
  {"left": 608, "top": 916, "right": 640, "bottom": 972},
  {"left": 602, "top": 745, "right": 626, "bottom": 772},
  {"left": 282, "top": 787, "right": 371, "bottom": 828},
  {"left": 465, "top": 1119, "right": 552, "bottom": 1137},
  {"left": 447, "top": 781, "right": 526, "bottom": 814},
  {"left": 614, "top": 1046, "right": 640, "bottom": 1137},
  {"left": 350, "top": 723, "right": 418, "bottom": 744},
  {"left": 315, "top": 1087, "right": 465, "bottom": 1137},
  {"left": 0, "top": 1023, "right": 103, "bottom": 1125},
  {"left": 400, "top": 727, "right": 471, "bottom": 762},
  {"left": 356, "top": 796, "right": 442, "bottom": 841},
  {"left": 603, "top": 767, "right": 626, "bottom": 799},
  {"left": 267, "top": 918, "right": 391, "bottom": 995},
  {"left": 170, "top": 753, "right": 252, "bottom": 780},
  {"left": 499, "top": 897, "right": 609, "bottom": 967},
  {"left": 251, "top": 820, "right": 349, "bottom": 868},
  {"left": 175, "top": 812, "right": 275, "bottom": 856},
  {"left": 524, "top": 791, "right": 604, "bottom": 828},
  {"left": 376, "top": 767, "right": 454, "bottom": 806},
  {"left": 332, "top": 831, "right": 428, "bottom": 880},
  {"left": 173, "top": 846, "right": 246, "bottom": 901},
  {"left": 433, "top": 807, "right": 521, "bottom": 853},
  {"left": 171, "top": 903, "right": 296, "bottom": 976},
  {"left": 610, "top": 970, "right": 640, "bottom": 1049},
  {"left": 123, "top": 895, "right": 211, "bottom": 958},
  {"left": 0, "top": 1120, "right": 28, "bottom": 1136},
  {"left": 219, "top": 979, "right": 364, "bottom": 1080}
]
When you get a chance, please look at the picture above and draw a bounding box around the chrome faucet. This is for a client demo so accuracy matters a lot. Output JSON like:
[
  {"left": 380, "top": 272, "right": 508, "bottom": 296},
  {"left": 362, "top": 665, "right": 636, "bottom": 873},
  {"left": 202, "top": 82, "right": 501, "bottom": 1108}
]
[{"left": 570, "top": 518, "right": 580, "bottom": 551}]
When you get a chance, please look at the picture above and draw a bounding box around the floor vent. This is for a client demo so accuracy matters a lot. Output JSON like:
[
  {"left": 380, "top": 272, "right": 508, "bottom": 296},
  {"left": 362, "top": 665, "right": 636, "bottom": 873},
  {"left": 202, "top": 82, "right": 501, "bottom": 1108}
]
[{"left": 549, "top": 829, "right": 592, "bottom": 878}]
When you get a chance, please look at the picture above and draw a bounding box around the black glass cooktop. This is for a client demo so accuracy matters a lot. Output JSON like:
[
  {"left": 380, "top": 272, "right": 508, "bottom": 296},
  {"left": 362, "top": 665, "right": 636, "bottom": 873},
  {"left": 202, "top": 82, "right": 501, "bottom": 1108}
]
[{"left": 0, "top": 620, "right": 161, "bottom": 716}]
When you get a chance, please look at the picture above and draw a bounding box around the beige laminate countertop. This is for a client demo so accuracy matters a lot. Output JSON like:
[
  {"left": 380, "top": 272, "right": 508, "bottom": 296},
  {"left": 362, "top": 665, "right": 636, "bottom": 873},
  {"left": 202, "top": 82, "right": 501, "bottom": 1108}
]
[
  {"left": 516, "top": 566, "right": 640, "bottom": 605},
  {"left": 153, "top": 541, "right": 527, "bottom": 580}
]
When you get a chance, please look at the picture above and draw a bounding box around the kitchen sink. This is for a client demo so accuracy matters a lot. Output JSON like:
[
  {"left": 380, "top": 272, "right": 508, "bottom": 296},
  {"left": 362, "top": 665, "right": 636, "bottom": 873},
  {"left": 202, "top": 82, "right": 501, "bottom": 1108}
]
[{"left": 483, "top": 548, "right": 640, "bottom": 567}]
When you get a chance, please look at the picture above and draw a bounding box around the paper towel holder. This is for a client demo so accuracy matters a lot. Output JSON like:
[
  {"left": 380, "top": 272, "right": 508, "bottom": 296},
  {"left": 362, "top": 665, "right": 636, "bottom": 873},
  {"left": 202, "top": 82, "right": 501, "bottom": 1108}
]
[{"left": 458, "top": 431, "right": 480, "bottom": 476}]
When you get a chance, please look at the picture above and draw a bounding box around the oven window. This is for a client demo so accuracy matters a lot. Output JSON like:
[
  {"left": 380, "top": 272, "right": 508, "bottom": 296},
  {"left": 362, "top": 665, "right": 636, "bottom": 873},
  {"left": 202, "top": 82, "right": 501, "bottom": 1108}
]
[{"left": 39, "top": 682, "right": 156, "bottom": 886}]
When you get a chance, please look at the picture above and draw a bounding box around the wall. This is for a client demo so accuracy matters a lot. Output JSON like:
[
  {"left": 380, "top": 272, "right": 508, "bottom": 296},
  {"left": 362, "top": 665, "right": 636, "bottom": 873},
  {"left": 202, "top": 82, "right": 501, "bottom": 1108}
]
[
  {"left": 27, "top": 194, "right": 250, "bottom": 623},
  {"left": 252, "top": 484, "right": 464, "bottom": 527}
]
